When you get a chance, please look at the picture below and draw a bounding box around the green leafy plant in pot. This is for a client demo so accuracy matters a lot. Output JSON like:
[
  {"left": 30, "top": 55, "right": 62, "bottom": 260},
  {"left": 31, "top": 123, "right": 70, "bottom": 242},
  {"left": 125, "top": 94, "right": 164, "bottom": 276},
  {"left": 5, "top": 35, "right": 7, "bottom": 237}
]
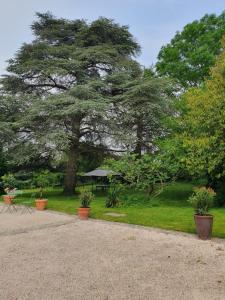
[
  {"left": 34, "top": 171, "right": 50, "bottom": 210},
  {"left": 1, "top": 174, "right": 17, "bottom": 204},
  {"left": 188, "top": 187, "right": 216, "bottom": 240},
  {"left": 78, "top": 190, "right": 94, "bottom": 220}
]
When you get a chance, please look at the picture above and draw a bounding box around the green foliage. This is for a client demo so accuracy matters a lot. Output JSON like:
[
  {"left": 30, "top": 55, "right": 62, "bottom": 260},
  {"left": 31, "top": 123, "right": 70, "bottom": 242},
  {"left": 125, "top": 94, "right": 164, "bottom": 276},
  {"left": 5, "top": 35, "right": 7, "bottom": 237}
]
[
  {"left": 104, "top": 153, "right": 178, "bottom": 198},
  {"left": 109, "top": 71, "right": 174, "bottom": 154},
  {"left": 33, "top": 170, "right": 63, "bottom": 188},
  {"left": 188, "top": 187, "right": 215, "bottom": 215},
  {"left": 79, "top": 190, "right": 94, "bottom": 208},
  {"left": 106, "top": 186, "right": 120, "bottom": 208},
  {"left": 175, "top": 39, "right": 225, "bottom": 185},
  {"left": 143, "top": 67, "right": 156, "bottom": 79},
  {"left": 213, "top": 179, "right": 225, "bottom": 207},
  {"left": 33, "top": 170, "right": 62, "bottom": 198},
  {"left": 156, "top": 12, "right": 225, "bottom": 87},
  {"left": 34, "top": 171, "right": 54, "bottom": 189},
  {"left": 0, "top": 149, "right": 8, "bottom": 194},
  {"left": 1, "top": 170, "right": 64, "bottom": 190},
  {"left": 78, "top": 143, "right": 108, "bottom": 173},
  {"left": 1, "top": 173, "right": 17, "bottom": 190},
  {"left": 0, "top": 96, "right": 22, "bottom": 143},
  {"left": 10, "top": 171, "right": 34, "bottom": 189},
  {"left": 1, "top": 12, "right": 141, "bottom": 194},
  {"left": 0, "top": 149, "right": 7, "bottom": 173}
]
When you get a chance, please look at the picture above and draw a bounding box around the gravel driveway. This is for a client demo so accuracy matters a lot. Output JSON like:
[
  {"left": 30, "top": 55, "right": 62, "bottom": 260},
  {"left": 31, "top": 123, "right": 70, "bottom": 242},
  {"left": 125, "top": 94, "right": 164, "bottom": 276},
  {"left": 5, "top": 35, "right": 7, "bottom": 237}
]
[{"left": 0, "top": 208, "right": 225, "bottom": 300}]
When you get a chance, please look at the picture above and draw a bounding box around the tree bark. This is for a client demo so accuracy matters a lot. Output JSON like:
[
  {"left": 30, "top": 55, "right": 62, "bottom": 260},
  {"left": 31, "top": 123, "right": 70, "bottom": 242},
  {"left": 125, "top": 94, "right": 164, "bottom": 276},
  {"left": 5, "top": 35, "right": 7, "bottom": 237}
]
[
  {"left": 63, "top": 143, "right": 79, "bottom": 195},
  {"left": 63, "top": 118, "right": 81, "bottom": 195}
]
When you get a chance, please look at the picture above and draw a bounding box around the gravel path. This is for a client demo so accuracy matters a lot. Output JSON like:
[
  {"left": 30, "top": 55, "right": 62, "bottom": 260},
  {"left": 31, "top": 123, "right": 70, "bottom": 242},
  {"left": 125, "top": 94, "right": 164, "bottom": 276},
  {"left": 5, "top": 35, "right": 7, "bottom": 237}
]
[{"left": 0, "top": 209, "right": 225, "bottom": 300}]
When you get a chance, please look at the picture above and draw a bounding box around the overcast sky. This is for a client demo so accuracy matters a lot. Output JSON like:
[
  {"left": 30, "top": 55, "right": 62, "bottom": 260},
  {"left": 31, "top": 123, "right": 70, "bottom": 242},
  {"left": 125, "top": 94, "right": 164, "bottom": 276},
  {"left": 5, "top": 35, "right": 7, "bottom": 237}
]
[{"left": 0, "top": 0, "right": 224, "bottom": 75}]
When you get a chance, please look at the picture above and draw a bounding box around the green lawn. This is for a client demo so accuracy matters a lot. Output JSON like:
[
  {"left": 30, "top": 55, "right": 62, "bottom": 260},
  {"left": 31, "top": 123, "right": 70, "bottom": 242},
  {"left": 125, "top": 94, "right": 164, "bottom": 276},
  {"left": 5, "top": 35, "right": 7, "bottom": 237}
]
[{"left": 3, "top": 182, "right": 225, "bottom": 238}]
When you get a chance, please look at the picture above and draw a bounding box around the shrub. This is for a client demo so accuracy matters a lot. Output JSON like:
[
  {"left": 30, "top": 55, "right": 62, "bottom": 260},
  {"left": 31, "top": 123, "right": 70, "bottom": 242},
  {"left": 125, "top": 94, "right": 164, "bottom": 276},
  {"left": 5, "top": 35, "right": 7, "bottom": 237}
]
[
  {"left": 1, "top": 173, "right": 18, "bottom": 190},
  {"left": 1, "top": 170, "right": 64, "bottom": 191},
  {"left": 188, "top": 187, "right": 216, "bottom": 215},
  {"left": 106, "top": 187, "right": 119, "bottom": 208},
  {"left": 79, "top": 190, "right": 94, "bottom": 208},
  {"left": 33, "top": 170, "right": 63, "bottom": 188},
  {"left": 103, "top": 153, "right": 178, "bottom": 198},
  {"left": 34, "top": 171, "right": 52, "bottom": 198},
  {"left": 212, "top": 179, "right": 225, "bottom": 207}
]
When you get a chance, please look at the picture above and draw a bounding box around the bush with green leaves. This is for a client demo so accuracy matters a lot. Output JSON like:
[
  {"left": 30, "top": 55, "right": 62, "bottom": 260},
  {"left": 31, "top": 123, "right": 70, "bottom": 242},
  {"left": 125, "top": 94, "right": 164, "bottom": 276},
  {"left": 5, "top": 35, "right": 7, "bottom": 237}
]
[
  {"left": 188, "top": 187, "right": 216, "bottom": 215},
  {"left": 1, "top": 170, "right": 63, "bottom": 191},
  {"left": 1, "top": 173, "right": 18, "bottom": 190},
  {"left": 106, "top": 186, "right": 120, "bottom": 208},
  {"left": 33, "top": 170, "right": 63, "bottom": 188},
  {"left": 34, "top": 170, "right": 54, "bottom": 198},
  {"left": 103, "top": 153, "right": 177, "bottom": 198},
  {"left": 214, "top": 180, "right": 225, "bottom": 207},
  {"left": 79, "top": 190, "right": 94, "bottom": 208}
]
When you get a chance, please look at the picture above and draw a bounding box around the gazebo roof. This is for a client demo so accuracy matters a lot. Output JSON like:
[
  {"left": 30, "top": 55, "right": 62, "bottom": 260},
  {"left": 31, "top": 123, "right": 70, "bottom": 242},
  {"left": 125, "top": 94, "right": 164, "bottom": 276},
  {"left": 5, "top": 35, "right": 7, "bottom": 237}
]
[{"left": 83, "top": 169, "right": 120, "bottom": 177}]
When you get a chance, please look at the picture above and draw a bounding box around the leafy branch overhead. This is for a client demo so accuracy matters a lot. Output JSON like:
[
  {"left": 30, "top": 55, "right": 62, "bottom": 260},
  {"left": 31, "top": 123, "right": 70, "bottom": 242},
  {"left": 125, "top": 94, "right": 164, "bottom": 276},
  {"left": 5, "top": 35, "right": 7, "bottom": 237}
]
[{"left": 156, "top": 12, "right": 225, "bottom": 88}]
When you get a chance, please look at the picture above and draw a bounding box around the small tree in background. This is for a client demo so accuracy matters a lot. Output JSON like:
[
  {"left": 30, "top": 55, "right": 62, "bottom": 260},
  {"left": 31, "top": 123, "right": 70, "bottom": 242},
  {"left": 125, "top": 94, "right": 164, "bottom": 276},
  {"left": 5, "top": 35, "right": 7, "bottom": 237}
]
[
  {"left": 105, "top": 153, "right": 178, "bottom": 198},
  {"left": 1, "top": 173, "right": 17, "bottom": 191},
  {"left": 34, "top": 171, "right": 53, "bottom": 198}
]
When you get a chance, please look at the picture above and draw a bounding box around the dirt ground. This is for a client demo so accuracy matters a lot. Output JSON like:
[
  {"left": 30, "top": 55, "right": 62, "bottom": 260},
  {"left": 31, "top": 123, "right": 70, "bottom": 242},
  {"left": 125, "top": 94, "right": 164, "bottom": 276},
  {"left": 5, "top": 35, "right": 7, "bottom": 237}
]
[{"left": 0, "top": 207, "right": 225, "bottom": 300}]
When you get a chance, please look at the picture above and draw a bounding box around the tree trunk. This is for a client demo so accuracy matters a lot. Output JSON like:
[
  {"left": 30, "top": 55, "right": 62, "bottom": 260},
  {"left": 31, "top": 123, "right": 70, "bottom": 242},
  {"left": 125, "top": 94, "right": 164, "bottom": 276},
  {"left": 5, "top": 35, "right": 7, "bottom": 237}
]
[
  {"left": 63, "top": 118, "right": 81, "bottom": 195},
  {"left": 63, "top": 143, "right": 79, "bottom": 195},
  {"left": 147, "top": 184, "right": 154, "bottom": 197}
]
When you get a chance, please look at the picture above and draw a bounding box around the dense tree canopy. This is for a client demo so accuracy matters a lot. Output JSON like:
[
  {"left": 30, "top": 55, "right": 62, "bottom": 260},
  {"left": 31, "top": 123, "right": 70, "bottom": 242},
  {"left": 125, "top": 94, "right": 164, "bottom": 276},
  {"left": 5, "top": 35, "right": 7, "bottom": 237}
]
[
  {"left": 1, "top": 12, "right": 141, "bottom": 194},
  {"left": 156, "top": 12, "right": 225, "bottom": 88},
  {"left": 109, "top": 70, "right": 174, "bottom": 156},
  {"left": 104, "top": 151, "right": 178, "bottom": 198},
  {"left": 176, "top": 38, "right": 225, "bottom": 187},
  {"left": 1, "top": 12, "right": 175, "bottom": 194}
]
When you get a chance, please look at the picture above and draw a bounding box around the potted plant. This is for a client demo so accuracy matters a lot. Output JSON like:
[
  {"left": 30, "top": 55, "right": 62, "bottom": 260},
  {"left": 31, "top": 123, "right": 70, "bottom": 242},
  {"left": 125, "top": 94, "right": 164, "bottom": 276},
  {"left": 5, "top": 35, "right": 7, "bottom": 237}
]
[
  {"left": 35, "top": 172, "right": 49, "bottom": 211},
  {"left": 35, "top": 190, "right": 48, "bottom": 211},
  {"left": 1, "top": 174, "right": 17, "bottom": 204},
  {"left": 78, "top": 190, "right": 94, "bottom": 220},
  {"left": 188, "top": 187, "right": 216, "bottom": 240},
  {"left": 3, "top": 188, "right": 16, "bottom": 204}
]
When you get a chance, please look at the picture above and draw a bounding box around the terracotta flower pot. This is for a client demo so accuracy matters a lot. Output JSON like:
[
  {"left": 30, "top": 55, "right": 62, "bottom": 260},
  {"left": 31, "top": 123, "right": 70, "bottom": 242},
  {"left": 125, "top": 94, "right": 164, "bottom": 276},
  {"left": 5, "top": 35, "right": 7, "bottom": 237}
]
[
  {"left": 78, "top": 207, "right": 90, "bottom": 220},
  {"left": 3, "top": 195, "right": 15, "bottom": 205},
  {"left": 194, "top": 214, "right": 213, "bottom": 240},
  {"left": 35, "top": 199, "right": 48, "bottom": 211}
]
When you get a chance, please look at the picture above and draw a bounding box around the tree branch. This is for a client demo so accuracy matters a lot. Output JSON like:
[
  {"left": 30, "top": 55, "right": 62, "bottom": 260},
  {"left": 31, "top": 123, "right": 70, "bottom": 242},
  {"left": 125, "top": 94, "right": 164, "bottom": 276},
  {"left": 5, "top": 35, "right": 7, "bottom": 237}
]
[{"left": 28, "top": 83, "right": 68, "bottom": 90}]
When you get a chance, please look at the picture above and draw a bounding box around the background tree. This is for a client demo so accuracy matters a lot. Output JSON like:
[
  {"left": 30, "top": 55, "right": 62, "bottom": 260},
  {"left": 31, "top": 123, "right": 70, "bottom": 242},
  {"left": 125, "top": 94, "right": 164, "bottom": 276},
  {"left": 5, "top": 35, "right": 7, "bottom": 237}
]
[
  {"left": 0, "top": 95, "right": 24, "bottom": 192},
  {"left": 156, "top": 12, "right": 225, "bottom": 88},
  {"left": 77, "top": 143, "right": 109, "bottom": 173},
  {"left": 104, "top": 152, "right": 178, "bottom": 198},
  {"left": 108, "top": 69, "right": 174, "bottom": 156},
  {"left": 0, "top": 149, "right": 7, "bottom": 194},
  {"left": 1, "top": 12, "right": 140, "bottom": 194},
  {"left": 175, "top": 38, "right": 225, "bottom": 203}
]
